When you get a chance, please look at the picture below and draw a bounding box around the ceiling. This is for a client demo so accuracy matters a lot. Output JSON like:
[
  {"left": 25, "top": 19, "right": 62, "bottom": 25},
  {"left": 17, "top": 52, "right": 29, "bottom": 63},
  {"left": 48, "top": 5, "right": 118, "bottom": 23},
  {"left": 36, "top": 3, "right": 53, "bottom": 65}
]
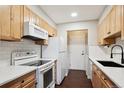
[{"left": 40, "top": 5, "right": 106, "bottom": 24}]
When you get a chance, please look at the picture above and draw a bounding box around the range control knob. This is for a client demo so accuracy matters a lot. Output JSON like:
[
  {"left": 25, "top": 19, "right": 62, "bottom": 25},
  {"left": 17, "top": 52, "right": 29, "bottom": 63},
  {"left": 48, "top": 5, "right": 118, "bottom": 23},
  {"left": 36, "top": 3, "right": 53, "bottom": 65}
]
[{"left": 26, "top": 52, "right": 30, "bottom": 55}]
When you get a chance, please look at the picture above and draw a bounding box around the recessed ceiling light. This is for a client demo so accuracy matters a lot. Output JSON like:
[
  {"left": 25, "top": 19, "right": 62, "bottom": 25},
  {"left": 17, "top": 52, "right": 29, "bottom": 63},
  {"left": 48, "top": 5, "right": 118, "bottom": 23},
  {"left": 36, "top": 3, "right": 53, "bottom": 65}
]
[{"left": 71, "top": 12, "right": 78, "bottom": 17}]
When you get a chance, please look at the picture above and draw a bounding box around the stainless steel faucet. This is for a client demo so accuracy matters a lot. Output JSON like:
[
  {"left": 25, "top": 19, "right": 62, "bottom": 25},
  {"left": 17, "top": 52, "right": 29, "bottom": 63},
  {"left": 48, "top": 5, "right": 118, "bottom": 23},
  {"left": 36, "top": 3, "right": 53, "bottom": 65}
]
[{"left": 110, "top": 45, "right": 124, "bottom": 64}]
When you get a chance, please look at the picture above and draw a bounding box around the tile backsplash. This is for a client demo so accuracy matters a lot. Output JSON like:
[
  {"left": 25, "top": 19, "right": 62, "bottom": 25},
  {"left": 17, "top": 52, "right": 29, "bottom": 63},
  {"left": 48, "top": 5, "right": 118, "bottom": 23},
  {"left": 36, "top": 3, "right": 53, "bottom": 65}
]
[
  {"left": 0, "top": 39, "right": 41, "bottom": 66},
  {"left": 109, "top": 37, "right": 124, "bottom": 64},
  {"left": 0, "top": 37, "right": 124, "bottom": 66}
]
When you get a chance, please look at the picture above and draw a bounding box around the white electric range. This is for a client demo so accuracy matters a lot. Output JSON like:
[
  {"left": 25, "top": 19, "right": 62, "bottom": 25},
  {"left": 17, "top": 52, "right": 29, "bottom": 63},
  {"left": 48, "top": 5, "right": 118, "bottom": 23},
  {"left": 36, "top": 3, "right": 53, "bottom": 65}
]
[{"left": 11, "top": 50, "right": 56, "bottom": 88}]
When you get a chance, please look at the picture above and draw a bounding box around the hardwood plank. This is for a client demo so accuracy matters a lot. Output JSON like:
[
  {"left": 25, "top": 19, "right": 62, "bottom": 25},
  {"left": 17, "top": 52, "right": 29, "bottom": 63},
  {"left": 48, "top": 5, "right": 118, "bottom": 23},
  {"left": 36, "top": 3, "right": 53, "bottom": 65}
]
[{"left": 55, "top": 70, "right": 92, "bottom": 88}]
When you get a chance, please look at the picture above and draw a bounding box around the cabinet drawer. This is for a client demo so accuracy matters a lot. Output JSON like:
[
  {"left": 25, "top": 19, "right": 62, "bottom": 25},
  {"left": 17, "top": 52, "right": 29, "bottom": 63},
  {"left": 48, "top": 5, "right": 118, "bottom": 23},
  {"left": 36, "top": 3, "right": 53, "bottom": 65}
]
[
  {"left": 23, "top": 79, "right": 36, "bottom": 88},
  {"left": 20, "top": 71, "right": 36, "bottom": 87},
  {"left": 100, "top": 72, "right": 118, "bottom": 88},
  {"left": 0, "top": 79, "right": 21, "bottom": 88},
  {"left": 92, "top": 64, "right": 118, "bottom": 88}
]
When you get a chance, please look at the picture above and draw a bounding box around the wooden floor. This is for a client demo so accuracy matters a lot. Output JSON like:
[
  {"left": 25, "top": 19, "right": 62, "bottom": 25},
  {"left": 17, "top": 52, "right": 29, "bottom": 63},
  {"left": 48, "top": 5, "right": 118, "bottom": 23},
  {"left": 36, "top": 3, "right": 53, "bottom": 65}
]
[{"left": 55, "top": 70, "right": 93, "bottom": 88}]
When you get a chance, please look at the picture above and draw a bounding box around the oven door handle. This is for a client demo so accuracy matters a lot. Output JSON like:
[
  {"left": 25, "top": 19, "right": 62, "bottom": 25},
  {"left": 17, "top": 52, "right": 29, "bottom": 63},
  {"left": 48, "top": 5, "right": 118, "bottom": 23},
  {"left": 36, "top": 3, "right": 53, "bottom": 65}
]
[{"left": 40, "top": 64, "right": 54, "bottom": 72}]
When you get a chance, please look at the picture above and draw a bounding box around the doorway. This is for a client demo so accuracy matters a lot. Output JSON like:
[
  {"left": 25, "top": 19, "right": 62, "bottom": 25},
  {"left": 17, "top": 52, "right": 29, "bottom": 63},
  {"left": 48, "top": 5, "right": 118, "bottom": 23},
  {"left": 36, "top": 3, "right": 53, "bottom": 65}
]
[{"left": 67, "top": 29, "right": 88, "bottom": 70}]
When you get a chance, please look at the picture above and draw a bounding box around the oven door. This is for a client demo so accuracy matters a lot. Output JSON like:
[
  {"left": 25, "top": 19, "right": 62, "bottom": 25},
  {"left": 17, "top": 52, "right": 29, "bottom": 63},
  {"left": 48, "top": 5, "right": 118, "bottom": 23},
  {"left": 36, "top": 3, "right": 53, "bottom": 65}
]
[{"left": 39, "top": 63, "right": 55, "bottom": 88}]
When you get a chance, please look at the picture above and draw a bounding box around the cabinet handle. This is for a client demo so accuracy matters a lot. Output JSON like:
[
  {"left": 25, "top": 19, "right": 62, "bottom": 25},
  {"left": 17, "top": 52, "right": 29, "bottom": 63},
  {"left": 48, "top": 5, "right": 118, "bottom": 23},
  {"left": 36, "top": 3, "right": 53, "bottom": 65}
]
[
  {"left": 21, "top": 80, "right": 24, "bottom": 83},
  {"left": 107, "top": 32, "right": 111, "bottom": 34},
  {"left": 103, "top": 77, "right": 106, "bottom": 80},
  {"left": 35, "top": 82, "right": 37, "bottom": 87}
]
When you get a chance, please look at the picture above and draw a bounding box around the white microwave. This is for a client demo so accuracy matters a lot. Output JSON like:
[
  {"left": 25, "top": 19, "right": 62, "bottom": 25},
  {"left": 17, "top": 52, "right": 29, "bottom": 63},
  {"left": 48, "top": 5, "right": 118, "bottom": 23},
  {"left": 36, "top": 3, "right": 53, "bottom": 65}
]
[{"left": 23, "top": 22, "right": 48, "bottom": 40}]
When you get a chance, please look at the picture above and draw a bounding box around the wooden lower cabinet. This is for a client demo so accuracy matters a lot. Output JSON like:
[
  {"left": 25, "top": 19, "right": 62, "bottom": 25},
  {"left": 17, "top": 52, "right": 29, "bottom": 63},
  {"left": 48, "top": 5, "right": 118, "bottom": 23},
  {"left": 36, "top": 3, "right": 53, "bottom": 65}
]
[
  {"left": 0, "top": 71, "right": 36, "bottom": 88},
  {"left": 92, "top": 71, "right": 102, "bottom": 88},
  {"left": 92, "top": 64, "right": 118, "bottom": 88}
]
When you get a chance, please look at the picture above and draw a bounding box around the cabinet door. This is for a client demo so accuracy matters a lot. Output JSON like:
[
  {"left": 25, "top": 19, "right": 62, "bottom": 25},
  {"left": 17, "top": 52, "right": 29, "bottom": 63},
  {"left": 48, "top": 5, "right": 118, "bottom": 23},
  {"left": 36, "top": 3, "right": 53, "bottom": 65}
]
[
  {"left": 97, "top": 21, "right": 105, "bottom": 45},
  {"left": 0, "top": 6, "right": 11, "bottom": 40},
  {"left": 48, "top": 26, "right": 53, "bottom": 37},
  {"left": 24, "top": 6, "right": 30, "bottom": 22},
  {"left": 53, "top": 28, "right": 57, "bottom": 37},
  {"left": 121, "top": 6, "right": 124, "bottom": 40},
  {"left": 110, "top": 7, "right": 116, "bottom": 35},
  {"left": 104, "top": 15, "right": 110, "bottom": 38},
  {"left": 11, "top": 5, "right": 23, "bottom": 40},
  {"left": 35, "top": 15, "right": 40, "bottom": 26},
  {"left": 100, "top": 77, "right": 109, "bottom": 88},
  {"left": 115, "top": 5, "right": 122, "bottom": 33},
  {"left": 29, "top": 11, "right": 36, "bottom": 24},
  {"left": 92, "top": 65, "right": 102, "bottom": 88},
  {"left": 39, "top": 18, "right": 44, "bottom": 28},
  {"left": 43, "top": 20, "right": 49, "bottom": 31},
  {"left": 97, "top": 24, "right": 101, "bottom": 45},
  {"left": 22, "top": 80, "right": 36, "bottom": 88},
  {"left": 92, "top": 71, "right": 102, "bottom": 88}
]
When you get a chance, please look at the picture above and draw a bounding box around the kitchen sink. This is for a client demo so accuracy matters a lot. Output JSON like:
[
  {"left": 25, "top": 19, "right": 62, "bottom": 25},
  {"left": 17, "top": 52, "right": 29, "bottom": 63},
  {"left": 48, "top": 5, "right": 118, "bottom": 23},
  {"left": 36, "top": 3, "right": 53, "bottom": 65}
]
[{"left": 97, "top": 60, "right": 124, "bottom": 67}]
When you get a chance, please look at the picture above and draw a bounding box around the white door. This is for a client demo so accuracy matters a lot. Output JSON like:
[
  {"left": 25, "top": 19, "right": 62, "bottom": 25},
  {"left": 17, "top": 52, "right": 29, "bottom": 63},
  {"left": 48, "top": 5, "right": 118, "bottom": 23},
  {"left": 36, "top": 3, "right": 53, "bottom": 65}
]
[{"left": 68, "top": 30, "right": 87, "bottom": 70}]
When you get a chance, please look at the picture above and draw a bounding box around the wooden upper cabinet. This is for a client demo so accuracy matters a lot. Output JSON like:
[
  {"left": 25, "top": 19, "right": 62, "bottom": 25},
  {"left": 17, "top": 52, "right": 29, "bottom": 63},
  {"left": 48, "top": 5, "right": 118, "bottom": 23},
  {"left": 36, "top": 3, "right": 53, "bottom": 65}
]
[
  {"left": 97, "top": 24, "right": 101, "bottom": 45},
  {"left": 35, "top": 15, "right": 40, "bottom": 26},
  {"left": 24, "top": 6, "right": 30, "bottom": 22},
  {"left": 106, "top": 6, "right": 122, "bottom": 37},
  {"left": 43, "top": 20, "right": 49, "bottom": 30},
  {"left": 121, "top": 6, "right": 124, "bottom": 40},
  {"left": 97, "top": 17, "right": 115, "bottom": 45},
  {"left": 97, "top": 21, "right": 106, "bottom": 45},
  {"left": 52, "top": 27, "right": 57, "bottom": 37},
  {"left": 97, "top": 5, "right": 123, "bottom": 45},
  {"left": 115, "top": 5, "right": 123, "bottom": 39},
  {"left": 0, "top": 5, "right": 23, "bottom": 41},
  {"left": 48, "top": 26, "right": 57, "bottom": 37},
  {"left": 29, "top": 11, "right": 36, "bottom": 24},
  {"left": 0, "top": 5, "right": 57, "bottom": 41},
  {"left": 11, "top": 6, "right": 23, "bottom": 40},
  {"left": 106, "top": 15, "right": 110, "bottom": 36},
  {"left": 0, "top": 6, "right": 11, "bottom": 40},
  {"left": 104, "top": 15, "right": 110, "bottom": 38},
  {"left": 48, "top": 26, "right": 54, "bottom": 37},
  {"left": 109, "top": 6, "right": 116, "bottom": 35},
  {"left": 39, "top": 18, "right": 44, "bottom": 28},
  {"left": 115, "top": 5, "right": 122, "bottom": 33}
]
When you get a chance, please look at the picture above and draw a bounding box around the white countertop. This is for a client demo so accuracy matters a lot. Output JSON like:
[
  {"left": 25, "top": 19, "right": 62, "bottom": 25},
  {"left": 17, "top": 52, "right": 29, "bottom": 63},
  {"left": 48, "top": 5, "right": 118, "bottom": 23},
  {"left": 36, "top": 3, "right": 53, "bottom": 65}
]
[
  {"left": 89, "top": 56, "right": 124, "bottom": 88},
  {"left": 0, "top": 66, "right": 37, "bottom": 86},
  {"left": 0, "top": 58, "right": 56, "bottom": 86}
]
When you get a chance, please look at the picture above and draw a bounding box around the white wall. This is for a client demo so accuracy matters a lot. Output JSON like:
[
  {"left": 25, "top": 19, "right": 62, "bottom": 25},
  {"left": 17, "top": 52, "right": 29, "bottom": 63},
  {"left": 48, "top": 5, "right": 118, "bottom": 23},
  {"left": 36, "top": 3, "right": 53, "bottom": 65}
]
[{"left": 57, "top": 21, "right": 98, "bottom": 54}]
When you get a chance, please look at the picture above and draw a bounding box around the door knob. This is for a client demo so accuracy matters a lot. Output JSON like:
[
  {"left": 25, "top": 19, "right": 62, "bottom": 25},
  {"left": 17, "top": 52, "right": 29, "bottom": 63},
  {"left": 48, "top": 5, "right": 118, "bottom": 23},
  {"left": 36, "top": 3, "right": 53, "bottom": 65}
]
[
  {"left": 82, "top": 51, "right": 84, "bottom": 55},
  {"left": 82, "top": 53, "right": 84, "bottom": 55}
]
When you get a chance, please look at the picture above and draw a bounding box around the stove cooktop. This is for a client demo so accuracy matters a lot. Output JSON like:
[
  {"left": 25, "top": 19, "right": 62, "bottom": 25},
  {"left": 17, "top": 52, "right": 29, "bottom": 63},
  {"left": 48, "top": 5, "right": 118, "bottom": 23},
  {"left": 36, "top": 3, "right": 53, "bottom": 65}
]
[{"left": 21, "top": 60, "right": 51, "bottom": 66}]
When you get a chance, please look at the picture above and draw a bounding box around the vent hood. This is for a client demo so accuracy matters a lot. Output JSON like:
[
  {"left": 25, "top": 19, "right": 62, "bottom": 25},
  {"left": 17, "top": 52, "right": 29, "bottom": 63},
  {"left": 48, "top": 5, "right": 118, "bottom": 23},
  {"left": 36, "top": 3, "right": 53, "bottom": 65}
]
[{"left": 23, "top": 22, "right": 48, "bottom": 40}]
